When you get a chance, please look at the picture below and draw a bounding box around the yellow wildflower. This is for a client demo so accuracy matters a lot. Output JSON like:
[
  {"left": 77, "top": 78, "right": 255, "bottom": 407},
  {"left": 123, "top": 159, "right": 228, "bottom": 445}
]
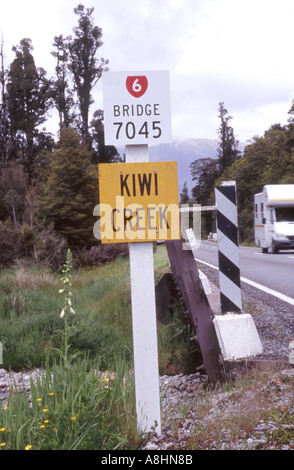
[
  {"left": 25, "top": 445, "right": 32, "bottom": 450},
  {"left": 42, "top": 409, "right": 48, "bottom": 413},
  {"left": 1, "top": 442, "right": 6, "bottom": 447},
  {"left": 70, "top": 416, "right": 76, "bottom": 421},
  {"left": 49, "top": 392, "right": 55, "bottom": 396},
  {"left": 44, "top": 420, "right": 49, "bottom": 424},
  {"left": 0, "top": 428, "right": 6, "bottom": 432},
  {"left": 39, "top": 424, "right": 45, "bottom": 429},
  {"left": 37, "top": 398, "right": 42, "bottom": 403}
]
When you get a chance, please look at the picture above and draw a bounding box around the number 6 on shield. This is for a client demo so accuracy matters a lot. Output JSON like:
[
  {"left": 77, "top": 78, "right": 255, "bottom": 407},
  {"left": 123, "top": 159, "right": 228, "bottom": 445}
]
[{"left": 126, "top": 76, "right": 148, "bottom": 98}]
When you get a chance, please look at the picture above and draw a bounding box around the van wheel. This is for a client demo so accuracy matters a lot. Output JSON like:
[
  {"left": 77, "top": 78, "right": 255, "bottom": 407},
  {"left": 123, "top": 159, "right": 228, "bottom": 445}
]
[
  {"left": 262, "top": 247, "right": 268, "bottom": 253},
  {"left": 272, "top": 240, "right": 279, "bottom": 254}
]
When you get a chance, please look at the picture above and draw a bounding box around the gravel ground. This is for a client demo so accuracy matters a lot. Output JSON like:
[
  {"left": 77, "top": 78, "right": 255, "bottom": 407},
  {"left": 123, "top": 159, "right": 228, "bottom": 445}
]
[
  {"left": 202, "top": 264, "right": 294, "bottom": 361},
  {"left": 142, "top": 265, "right": 294, "bottom": 450}
]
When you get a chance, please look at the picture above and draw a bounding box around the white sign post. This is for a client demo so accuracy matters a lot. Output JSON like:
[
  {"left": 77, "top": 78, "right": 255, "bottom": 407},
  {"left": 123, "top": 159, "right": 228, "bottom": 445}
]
[
  {"left": 126, "top": 144, "right": 161, "bottom": 434},
  {"left": 102, "top": 71, "right": 173, "bottom": 434}
]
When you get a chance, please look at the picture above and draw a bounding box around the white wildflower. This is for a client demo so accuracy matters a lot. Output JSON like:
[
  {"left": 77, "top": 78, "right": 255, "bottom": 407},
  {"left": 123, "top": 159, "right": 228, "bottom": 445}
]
[{"left": 60, "top": 309, "right": 65, "bottom": 318}]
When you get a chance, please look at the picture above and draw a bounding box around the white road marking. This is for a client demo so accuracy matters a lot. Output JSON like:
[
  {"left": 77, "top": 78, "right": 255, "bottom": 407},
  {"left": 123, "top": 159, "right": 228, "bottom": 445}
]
[
  {"left": 194, "top": 258, "right": 217, "bottom": 271},
  {"left": 194, "top": 257, "right": 294, "bottom": 307},
  {"left": 240, "top": 277, "right": 294, "bottom": 306}
]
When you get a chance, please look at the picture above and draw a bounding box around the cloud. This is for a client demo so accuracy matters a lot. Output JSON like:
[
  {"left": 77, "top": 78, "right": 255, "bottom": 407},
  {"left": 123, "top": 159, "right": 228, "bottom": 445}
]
[{"left": 1, "top": 0, "right": 294, "bottom": 142}]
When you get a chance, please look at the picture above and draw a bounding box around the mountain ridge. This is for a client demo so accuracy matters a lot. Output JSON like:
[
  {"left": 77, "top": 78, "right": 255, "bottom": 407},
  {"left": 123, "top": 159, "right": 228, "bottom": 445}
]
[
  {"left": 117, "top": 138, "right": 245, "bottom": 196},
  {"left": 149, "top": 138, "right": 218, "bottom": 194}
]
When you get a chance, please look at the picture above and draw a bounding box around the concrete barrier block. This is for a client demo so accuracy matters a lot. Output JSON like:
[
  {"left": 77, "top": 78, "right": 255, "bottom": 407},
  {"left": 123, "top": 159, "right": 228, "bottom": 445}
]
[{"left": 213, "top": 313, "right": 263, "bottom": 360}]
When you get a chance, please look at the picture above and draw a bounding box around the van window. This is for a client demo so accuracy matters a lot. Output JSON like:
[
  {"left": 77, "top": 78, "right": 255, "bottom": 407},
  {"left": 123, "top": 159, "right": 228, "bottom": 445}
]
[
  {"left": 261, "top": 203, "right": 264, "bottom": 222},
  {"left": 255, "top": 203, "right": 258, "bottom": 219},
  {"left": 275, "top": 207, "right": 294, "bottom": 222}
]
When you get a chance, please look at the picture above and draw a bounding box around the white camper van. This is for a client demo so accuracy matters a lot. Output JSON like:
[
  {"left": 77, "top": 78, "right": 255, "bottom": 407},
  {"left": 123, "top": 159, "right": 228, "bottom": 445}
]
[{"left": 254, "top": 184, "right": 294, "bottom": 253}]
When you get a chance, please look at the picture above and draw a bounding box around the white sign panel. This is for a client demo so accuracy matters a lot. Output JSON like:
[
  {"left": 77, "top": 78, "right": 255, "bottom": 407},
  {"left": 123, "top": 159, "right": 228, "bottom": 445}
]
[{"left": 102, "top": 70, "right": 172, "bottom": 145}]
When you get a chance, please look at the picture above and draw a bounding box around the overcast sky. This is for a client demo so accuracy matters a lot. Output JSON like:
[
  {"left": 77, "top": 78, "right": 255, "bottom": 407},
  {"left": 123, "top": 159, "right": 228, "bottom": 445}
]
[{"left": 1, "top": 0, "right": 294, "bottom": 144}]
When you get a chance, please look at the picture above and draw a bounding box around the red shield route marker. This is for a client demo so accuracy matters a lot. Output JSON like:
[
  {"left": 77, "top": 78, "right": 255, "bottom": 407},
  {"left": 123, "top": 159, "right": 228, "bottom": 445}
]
[{"left": 126, "top": 76, "right": 148, "bottom": 98}]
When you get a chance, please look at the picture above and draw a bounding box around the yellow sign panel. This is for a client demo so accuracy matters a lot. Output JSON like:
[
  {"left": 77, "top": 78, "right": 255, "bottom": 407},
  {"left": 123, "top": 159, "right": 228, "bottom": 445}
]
[{"left": 96, "top": 161, "right": 180, "bottom": 243}]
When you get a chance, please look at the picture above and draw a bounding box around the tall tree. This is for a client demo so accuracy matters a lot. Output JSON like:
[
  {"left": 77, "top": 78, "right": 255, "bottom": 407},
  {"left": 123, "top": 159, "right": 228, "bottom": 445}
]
[
  {"left": 288, "top": 99, "right": 294, "bottom": 124},
  {"left": 41, "top": 127, "right": 98, "bottom": 248},
  {"left": 66, "top": 4, "right": 109, "bottom": 144},
  {"left": 180, "top": 181, "right": 189, "bottom": 204},
  {"left": 6, "top": 38, "right": 52, "bottom": 184},
  {"left": 190, "top": 158, "right": 219, "bottom": 235},
  {"left": 51, "top": 35, "right": 76, "bottom": 133},
  {"left": 0, "top": 36, "right": 10, "bottom": 175},
  {"left": 0, "top": 166, "right": 27, "bottom": 224},
  {"left": 89, "top": 110, "right": 120, "bottom": 164},
  {"left": 190, "top": 158, "right": 219, "bottom": 205},
  {"left": 217, "top": 102, "right": 240, "bottom": 173},
  {"left": 286, "top": 99, "right": 294, "bottom": 149}
]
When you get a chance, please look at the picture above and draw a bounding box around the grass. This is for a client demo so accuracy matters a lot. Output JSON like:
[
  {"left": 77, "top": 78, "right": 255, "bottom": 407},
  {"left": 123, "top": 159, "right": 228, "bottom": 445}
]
[
  {"left": 0, "top": 245, "right": 195, "bottom": 373},
  {"left": 0, "top": 356, "right": 139, "bottom": 450},
  {"left": 0, "top": 244, "right": 198, "bottom": 450},
  {"left": 1, "top": 245, "right": 293, "bottom": 450},
  {"left": 0, "top": 255, "right": 132, "bottom": 371},
  {"left": 0, "top": 249, "right": 140, "bottom": 450}
]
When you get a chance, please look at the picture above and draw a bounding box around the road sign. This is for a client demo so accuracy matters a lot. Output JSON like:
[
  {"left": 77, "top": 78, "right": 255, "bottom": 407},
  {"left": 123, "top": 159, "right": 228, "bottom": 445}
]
[
  {"left": 96, "top": 161, "right": 180, "bottom": 243},
  {"left": 102, "top": 70, "right": 172, "bottom": 145}
]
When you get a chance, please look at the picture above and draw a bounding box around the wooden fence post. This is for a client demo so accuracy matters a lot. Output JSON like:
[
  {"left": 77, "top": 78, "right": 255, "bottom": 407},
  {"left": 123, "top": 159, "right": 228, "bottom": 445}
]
[{"left": 166, "top": 239, "right": 228, "bottom": 385}]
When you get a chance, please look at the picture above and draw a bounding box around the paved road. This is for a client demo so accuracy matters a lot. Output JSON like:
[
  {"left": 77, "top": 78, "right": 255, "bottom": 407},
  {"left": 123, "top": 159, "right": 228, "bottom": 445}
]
[{"left": 193, "top": 241, "right": 294, "bottom": 302}]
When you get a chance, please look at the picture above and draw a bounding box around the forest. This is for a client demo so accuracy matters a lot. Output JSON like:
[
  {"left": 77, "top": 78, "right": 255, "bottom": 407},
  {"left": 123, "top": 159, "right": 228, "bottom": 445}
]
[
  {"left": 188, "top": 101, "right": 294, "bottom": 243},
  {"left": 1, "top": 3, "right": 294, "bottom": 269},
  {"left": 0, "top": 4, "right": 122, "bottom": 269}
]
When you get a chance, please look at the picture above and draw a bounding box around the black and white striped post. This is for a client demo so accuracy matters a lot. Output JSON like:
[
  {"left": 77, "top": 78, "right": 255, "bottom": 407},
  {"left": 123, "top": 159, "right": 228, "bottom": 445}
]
[{"left": 215, "top": 181, "right": 242, "bottom": 314}]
